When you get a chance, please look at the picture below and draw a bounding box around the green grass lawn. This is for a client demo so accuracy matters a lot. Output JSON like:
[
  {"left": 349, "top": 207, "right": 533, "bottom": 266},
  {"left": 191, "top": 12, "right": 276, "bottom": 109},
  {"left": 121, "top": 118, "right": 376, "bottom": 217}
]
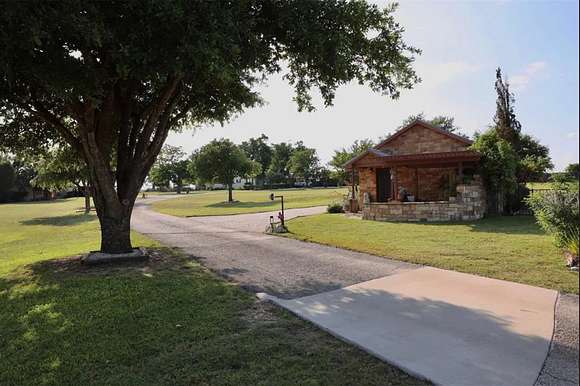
[
  {"left": 0, "top": 198, "right": 157, "bottom": 276},
  {"left": 0, "top": 198, "right": 426, "bottom": 386},
  {"left": 526, "top": 181, "right": 579, "bottom": 190},
  {"left": 526, "top": 182, "right": 556, "bottom": 190},
  {"left": 151, "top": 187, "right": 347, "bottom": 217},
  {"left": 283, "top": 214, "right": 579, "bottom": 294}
]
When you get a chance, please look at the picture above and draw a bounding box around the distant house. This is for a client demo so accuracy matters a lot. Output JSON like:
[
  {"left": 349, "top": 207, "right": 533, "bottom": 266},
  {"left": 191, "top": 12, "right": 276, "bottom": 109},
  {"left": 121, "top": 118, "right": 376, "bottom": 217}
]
[
  {"left": 209, "top": 177, "right": 252, "bottom": 190},
  {"left": 344, "top": 120, "right": 486, "bottom": 222}
]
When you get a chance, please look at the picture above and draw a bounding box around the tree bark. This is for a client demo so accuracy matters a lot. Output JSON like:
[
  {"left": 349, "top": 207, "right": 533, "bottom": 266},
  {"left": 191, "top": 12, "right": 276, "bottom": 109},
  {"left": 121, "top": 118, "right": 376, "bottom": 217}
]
[
  {"left": 228, "top": 183, "right": 233, "bottom": 202},
  {"left": 83, "top": 184, "right": 91, "bottom": 213},
  {"left": 98, "top": 212, "right": 133, "bottom": 254}
]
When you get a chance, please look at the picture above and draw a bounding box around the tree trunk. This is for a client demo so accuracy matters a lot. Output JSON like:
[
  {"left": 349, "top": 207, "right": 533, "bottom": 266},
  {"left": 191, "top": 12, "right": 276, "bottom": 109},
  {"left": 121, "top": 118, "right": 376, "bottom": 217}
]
[
  {"left": 83, "top": 185, "right": 91, "bottom": 213},
  {"left": 97, "top": 211, "right": 133, "bottom": 254},
  {"left": 228, "top": 183, "right": 233, "bottom": 202}
]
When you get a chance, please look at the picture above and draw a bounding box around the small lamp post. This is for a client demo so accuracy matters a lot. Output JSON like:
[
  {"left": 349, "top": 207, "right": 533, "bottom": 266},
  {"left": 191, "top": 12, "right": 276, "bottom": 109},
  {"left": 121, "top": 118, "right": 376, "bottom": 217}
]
[{"left": 269, "top": 193, "right": 285, "bottom": 228}]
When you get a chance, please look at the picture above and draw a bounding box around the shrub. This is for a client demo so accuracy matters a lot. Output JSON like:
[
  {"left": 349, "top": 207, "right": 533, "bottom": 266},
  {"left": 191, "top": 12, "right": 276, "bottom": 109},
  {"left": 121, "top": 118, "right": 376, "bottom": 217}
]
[
  {"left": 527, "top": 186, "right": 579, "bottom": 264},
  {"left": 327, "top": 202, "right": 344, "bottom": 213}
]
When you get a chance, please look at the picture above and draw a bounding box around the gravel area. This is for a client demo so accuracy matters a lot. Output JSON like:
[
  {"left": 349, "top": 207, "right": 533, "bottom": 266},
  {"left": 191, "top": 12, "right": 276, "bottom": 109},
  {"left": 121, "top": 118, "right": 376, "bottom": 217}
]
[
  {"left": 535, "top": 293, "right": 579, "bottom": 386},
  {"left": 132, "top": 198, "right": 418, "bottom": 298}
]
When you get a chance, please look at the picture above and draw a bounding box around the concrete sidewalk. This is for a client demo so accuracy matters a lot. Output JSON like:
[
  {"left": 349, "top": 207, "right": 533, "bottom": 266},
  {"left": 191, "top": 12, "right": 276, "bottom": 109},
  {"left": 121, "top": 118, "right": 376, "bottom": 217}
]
[{"left": 268, "top": 267, "right": 557, "bottom": 386}]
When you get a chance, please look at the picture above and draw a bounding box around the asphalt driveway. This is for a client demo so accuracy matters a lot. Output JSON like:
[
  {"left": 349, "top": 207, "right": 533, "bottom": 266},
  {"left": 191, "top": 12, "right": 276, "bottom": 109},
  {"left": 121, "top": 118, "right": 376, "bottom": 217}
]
[{"left": 132, "top": 197, "right": 416, "bottom": 298}]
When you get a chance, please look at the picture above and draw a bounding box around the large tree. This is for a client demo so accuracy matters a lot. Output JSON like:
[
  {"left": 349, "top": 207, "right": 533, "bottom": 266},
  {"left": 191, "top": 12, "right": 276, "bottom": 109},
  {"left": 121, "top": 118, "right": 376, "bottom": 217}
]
[
  {"left": 471, "top": 128, "right": 519, "bottom": 214},
  {"left": 288, "top": 147, "right": 319, "bottom": 184},
  {"left": 267, "top": 142, "right": 295, "bottom": 184},
  {"left": 192, "top": 139, "right": 258, "bottom": 202},
  {"left": 517, "top": 133, "right": 553, "bottom": 183},
  {"left": 0, "top": 1, "right": 419, "bottom": 254},
  {"left": 492, "top": 68, "right": 552, "bottom": 183}
]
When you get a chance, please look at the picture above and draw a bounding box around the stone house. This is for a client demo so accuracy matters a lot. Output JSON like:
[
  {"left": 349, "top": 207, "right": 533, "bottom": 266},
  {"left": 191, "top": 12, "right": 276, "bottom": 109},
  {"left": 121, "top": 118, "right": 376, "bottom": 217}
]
[{"left": 344, "top": 120, "right": 486, "bottom": 221}]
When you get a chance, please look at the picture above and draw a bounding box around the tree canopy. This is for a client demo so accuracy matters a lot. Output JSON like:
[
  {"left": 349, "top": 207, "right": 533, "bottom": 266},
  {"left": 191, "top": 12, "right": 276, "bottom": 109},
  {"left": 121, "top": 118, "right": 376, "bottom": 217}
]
[
  {"left": 330, "top": 138, "right": 375, "bottom": 184},
  {"left": 471, "top": 128, "right": 518, "bottom": 213},
  {"left": 267, "top": 142, "right": 295, "bottom": 183},
  {"left": 0, "top": 0, "right": 420, "bottom": 253},
  {"left": 192, "top": 139, "right": 258, "bottom": 202},
  {"left": 148, "top": 145, "right": 190, "bottom": 192},
  {"left": 239, "top": 134, "right": 272, "bottom": 185},
  {"left": 32, "top": 146, "right": 89, "bottom": 191},
  {"left": 397, "top": 113, "right": 465, "bottom": 135},
  {"left": 288, "top": 148, "right": 320, "bottom": 183},
  {"left": 564, "top": 163, "right": 580, "bottom": 180}
]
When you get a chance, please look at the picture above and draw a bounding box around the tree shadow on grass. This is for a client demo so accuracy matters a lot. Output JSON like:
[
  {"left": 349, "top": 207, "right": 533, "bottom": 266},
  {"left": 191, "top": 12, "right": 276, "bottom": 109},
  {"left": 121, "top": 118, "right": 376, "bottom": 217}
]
[
  {"left": 207, "top": 201, "right": 275, "bottom": 209},
  {"left": 463, "top": 216, "right": 546, "bottom": 235},
  {"left": 0, "top": 248, "right": 432, "bottom": 386},
  {"left": 378, "top": 215, "right": 546, "bottom": 236},
  {"left": 20, "top": 213, "right": 96, "bottom": 227}
]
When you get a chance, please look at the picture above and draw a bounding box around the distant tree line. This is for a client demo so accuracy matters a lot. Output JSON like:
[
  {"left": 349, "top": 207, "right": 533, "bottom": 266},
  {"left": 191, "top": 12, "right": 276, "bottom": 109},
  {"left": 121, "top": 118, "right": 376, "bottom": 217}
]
[{"left": 144, "top": 136, "right": 338, "bottom": 202}]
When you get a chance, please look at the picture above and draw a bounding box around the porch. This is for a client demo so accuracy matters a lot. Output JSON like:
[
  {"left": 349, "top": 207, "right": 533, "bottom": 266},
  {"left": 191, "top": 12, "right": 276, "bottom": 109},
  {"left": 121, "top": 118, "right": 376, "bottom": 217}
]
[
  {"left": 362, "top": 181, "right": 486, "bottom": 222},
  {"left": 345, "top": 150, "right": 486, "bottom": 222}
]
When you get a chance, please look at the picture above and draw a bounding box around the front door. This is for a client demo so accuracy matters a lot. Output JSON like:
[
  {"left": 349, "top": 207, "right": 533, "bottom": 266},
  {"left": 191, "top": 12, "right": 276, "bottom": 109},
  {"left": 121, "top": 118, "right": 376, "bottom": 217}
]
[{"left": 376, "top": 168, "right": 391, "bottom": 202}]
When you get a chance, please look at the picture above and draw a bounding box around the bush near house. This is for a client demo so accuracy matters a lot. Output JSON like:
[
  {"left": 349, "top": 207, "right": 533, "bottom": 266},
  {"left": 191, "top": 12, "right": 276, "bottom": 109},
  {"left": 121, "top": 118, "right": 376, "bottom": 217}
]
[
  {"left": 527, "top": 184, "right": 579, "bottom": 268},
  {"left": 327, "top": 202, "right": 345, "bottom": 213}
]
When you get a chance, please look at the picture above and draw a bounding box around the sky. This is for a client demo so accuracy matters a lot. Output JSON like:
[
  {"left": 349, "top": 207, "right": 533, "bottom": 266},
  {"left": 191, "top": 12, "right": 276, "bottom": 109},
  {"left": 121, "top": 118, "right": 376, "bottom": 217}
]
[{"left": 166, "top": 0, "right": 580, "bottom": 171}]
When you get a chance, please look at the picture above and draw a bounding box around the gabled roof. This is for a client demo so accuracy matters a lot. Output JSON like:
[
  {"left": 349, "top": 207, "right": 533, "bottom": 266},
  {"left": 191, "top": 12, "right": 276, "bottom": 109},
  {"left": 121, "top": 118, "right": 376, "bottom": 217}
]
[
  {"left": 344, "top": 149, "right": 480, "bottom": 169},
  {"left": 343, "top": 120, "right": 474, "bottom": 169},
  {"left": 374, "top": 119, "right": 473, "bottom": 150}
]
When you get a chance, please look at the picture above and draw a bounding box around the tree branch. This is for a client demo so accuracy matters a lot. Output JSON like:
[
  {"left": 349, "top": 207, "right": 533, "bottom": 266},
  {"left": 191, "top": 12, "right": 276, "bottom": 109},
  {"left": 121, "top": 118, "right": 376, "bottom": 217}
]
[
  {"left": 133, "top": 76, "right": 182, "bottom": 160},
  {"left": 25, "top": 100, "right": 82, "bottom": 152}
]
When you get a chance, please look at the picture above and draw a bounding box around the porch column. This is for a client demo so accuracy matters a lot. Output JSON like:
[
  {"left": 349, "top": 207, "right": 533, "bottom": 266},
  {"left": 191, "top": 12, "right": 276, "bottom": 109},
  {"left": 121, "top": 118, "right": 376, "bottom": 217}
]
[
  {"left": 415, "top": 167, "right": 419, "bottom": 201},
  {"left": 351, "top": 168, "right": 356, "bottom": 200},
  {"left": 392, "top": 167, "right": 397, "bottom": 200}
]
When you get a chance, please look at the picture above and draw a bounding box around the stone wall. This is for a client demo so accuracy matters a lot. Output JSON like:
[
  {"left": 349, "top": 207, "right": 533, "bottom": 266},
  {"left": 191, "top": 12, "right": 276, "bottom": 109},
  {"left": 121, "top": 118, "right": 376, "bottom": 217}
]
[
  {"left": 377, "top": 125, "right": 467, "bottom": 155},
  {"left": 362, "top": 180, "right": 486, "bottom": 222}
]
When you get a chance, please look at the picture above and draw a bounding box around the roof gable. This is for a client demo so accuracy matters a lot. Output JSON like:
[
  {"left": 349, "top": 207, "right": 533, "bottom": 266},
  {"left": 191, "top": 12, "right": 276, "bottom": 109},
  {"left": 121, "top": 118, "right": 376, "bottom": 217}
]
[
  {"left": 375, "top": 119, "right": 472, "bottom": 150},
  {"left": 343, "top": 120, "right": 475, "bottom": 168}
]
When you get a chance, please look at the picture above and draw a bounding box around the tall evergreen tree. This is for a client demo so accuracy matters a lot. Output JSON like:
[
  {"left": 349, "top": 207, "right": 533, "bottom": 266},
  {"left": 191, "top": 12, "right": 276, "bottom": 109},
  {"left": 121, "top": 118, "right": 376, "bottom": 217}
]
[{"left": 494, "top": 68, "right": 522, "bottom": 150}]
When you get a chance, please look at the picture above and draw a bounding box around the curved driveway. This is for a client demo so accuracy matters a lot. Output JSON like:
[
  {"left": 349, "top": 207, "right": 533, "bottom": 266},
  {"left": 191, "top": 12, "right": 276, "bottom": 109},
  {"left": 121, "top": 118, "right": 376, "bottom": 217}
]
[
  {"left": 132, "top": 196, "right": 561, "bottom": 386},
  {"left": 132, "top": 196, "right": 416, "bottom": 298}
]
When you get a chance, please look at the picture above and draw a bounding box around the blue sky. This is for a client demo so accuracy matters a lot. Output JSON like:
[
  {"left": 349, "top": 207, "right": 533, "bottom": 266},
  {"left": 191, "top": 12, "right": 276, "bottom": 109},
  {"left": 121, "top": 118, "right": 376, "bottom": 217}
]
[{"left": 167, "top": 0, "right": 579, "bottom": 171}]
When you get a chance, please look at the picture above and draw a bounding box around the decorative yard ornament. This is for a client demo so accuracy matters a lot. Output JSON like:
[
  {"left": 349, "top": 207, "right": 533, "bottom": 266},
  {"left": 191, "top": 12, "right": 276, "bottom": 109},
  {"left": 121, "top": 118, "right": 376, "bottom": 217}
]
[{"left": 268, "top": 193, "right": 286, "bottom": 232}]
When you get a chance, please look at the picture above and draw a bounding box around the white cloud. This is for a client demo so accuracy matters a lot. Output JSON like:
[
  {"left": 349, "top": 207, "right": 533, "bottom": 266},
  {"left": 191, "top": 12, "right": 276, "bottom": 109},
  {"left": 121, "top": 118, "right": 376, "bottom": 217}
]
[
  {"left": 509, "top": 61, "right": 547, "bottom": 91},
  {"left": 416, "top": 61, "right": 481, "bottom": 88},
  {"left": 566, "top": 131, "right": 579, "bottom": 139}
]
